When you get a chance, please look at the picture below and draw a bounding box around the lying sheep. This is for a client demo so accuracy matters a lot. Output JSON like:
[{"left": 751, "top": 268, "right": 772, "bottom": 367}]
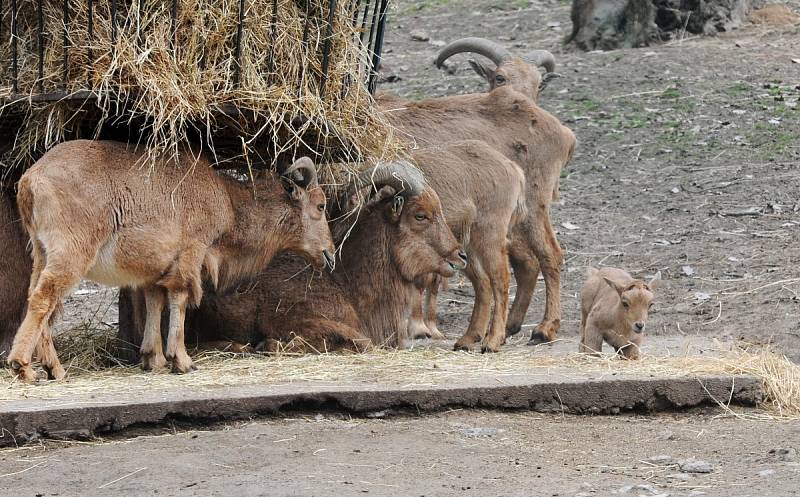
[{"left": 579, "top": 267, "right": 660, "bottom": 360}]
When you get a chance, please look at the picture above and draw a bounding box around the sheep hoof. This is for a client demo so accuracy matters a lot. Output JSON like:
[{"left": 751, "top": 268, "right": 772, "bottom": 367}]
[
  {"left": 526, "top": 331, "right": 550, "bottom": 346},
  {"left": 10, "top": 362, "right": 38, "bottom": 383},
  {"left": 45, "top": 363, "right": 66, "bottom": 381},
  {"left": 505, "top": 323, "right": 522, "bottom": 337}
]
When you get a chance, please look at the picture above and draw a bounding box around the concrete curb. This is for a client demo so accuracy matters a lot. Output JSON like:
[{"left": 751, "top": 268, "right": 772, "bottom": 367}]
[{"left": 0, "top": 374, "right": 763, "bottom": 446}]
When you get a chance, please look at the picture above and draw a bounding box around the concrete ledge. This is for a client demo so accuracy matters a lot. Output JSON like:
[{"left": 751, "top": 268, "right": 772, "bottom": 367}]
[{"left": 0, "top": 374, "right": 763, "bottom": 446}]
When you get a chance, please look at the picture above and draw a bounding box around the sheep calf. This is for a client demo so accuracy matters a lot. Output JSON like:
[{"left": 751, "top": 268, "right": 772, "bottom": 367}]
[{"left": 579, "top": 267, "right": 660, "bottom": 360}]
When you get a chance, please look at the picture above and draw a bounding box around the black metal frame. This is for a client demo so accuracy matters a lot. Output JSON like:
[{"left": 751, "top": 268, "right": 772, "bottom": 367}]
[{"left": 1, "top": 0, "right": 391, "bottom": 107}]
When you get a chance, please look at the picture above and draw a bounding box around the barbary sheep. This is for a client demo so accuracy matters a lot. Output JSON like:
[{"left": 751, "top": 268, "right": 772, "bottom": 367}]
[
  {"left": 579, "top": 267, "right": 660, "bottom": 360},
  {"left": 377, "top": 85, "right": 575, "bottom": 345},
  {"left": 408, "top": 140, "right": 527, "bottom": 352},
  {"left": 0, "top": 189, "right": 31, "bottom": 361},
  {"left": 7, "top": 140, "right": 335, "bottom": 381}
]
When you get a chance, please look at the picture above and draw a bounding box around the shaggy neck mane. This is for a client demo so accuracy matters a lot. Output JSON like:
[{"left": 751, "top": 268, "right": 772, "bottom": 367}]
[
  {"left": 213, "top": 176, "right": 290, "bottom": 292},
  {"left": 333, "top": 210, "right": 414, "bottom": 348}
]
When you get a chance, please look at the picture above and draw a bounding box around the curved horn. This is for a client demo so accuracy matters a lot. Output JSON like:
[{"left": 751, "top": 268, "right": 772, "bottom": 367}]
[
  {"left": 524, "top": 49, "right": 556, "bottom": 73},
  {"left": 283, "top": 156, "right": 318, "bottom": 188},
  {"left": 434, "top": 37, "right": 512, "bottom": 69},
  {"left": 344, "top": 160, "right": 427, "bottom": 210}
]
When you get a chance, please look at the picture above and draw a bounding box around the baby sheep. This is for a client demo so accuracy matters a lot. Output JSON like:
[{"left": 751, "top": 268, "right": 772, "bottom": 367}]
[{"left": 579, "top": 267, "right": 660, "bottom": 360}]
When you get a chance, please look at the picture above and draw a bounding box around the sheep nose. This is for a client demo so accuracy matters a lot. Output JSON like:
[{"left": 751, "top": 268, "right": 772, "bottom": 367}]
[
  {"left": 634, "top": 322, "right": 645, "bottom": 333},
  {"left": 457, "top": 250, "right": 468, "bottom": 264}
]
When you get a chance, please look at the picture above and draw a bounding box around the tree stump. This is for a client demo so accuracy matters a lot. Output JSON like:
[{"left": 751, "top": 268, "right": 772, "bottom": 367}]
[{"left": 567, "top": 0, "right": 762, "bottom": 51}]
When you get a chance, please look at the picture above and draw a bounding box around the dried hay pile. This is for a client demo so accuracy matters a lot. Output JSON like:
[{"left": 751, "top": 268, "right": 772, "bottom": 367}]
[
  {"left": 2, "top": 328, "right": 798, "bottom": 420},
  {"left": 0, "top": 0, "right": 401, "bottom": 181}
]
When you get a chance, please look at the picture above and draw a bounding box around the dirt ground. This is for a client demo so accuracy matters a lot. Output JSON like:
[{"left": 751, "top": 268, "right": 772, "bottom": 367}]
[{"left": 1, "top": 410, "right": 798, "bottom": 496}]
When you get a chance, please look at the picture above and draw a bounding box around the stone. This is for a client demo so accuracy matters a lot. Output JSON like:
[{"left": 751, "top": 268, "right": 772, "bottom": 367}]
[
  {"left": 768, "top": 447, "right": 796, "bottom": 462},
  {"left": 410, "top": 30, "right": 430, "bottom": 42},
  {"left": 679, "top": 459, "right": 714, "bottom": 474}
]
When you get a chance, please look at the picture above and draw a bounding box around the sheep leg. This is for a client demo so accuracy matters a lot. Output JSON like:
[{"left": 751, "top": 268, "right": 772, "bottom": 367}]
[
  {"left": 140, "top": 287, "right": 168, "bottom": 371},
  {"left": 579, "top": 324, "right": 603, "bottom": 356},
  {"left": 8, "top": 252, "right": 86, "bottom": 382},
  {"left": 526, "top": 213, "right": 563, "bottom": 345},
  {"left": 165, "top": 290, "right": 195, "bottom": 374},
  {"left": 407, "top": 287, "right": 433, "bottom": 339},
  {"left": 423, "top": 277, "right": 446, "bottom": 340},
  {"left": 506, "top": 245, "right": 540, "bottom": 337},
  {"left": 454, "top": 257, "right": 491, "bottom": 351},
  {"left": 25, "top": 239, "right": 65, "bottom": 380},
  {"left": 481, "top": 248, "right": 511, "bottom": 353}
]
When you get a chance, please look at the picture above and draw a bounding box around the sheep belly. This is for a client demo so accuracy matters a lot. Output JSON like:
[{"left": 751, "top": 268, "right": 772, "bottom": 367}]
[{"left": 86, "top": 238, "right": 151, "bottom": 288}]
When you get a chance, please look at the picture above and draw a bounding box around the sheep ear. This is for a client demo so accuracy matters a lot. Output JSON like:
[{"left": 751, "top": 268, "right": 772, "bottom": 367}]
[
  {"left": 468, "top": 59, "right": 492, "bottom": 81},
  {"left": 603, "top": 276, "right": 625, "bottom": 296},
  {"left": 386, "top": 195, "right": 404, "bottom": 223},
  {"left": 647, "top": 271, "right": 662, "bottom": 291}
]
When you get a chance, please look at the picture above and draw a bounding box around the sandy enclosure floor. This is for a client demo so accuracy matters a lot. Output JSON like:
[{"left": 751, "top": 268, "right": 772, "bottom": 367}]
[{"left": 1, "top": 410, "right": 799, "bottom": 496}]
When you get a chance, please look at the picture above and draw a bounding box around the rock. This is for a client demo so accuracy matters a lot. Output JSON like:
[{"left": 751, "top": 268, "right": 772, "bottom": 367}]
[
  {"left": 410, "top": 30, "right": 430, "bottom": 42},
  {"left": 429, "top": 40, "right": 446, "bottom": 48},
  {"left": 365, "top": 410, "right": 386, "bottom": 418},
  {"left": 679, "top": 459, "right": 714, "bottom": 474},
  {"left": 647, "top": 455, "right": 676, "bottom": 466},
  {"left": 758, "top": 469, "right": 776, "bottom": 477},
  {"left": 768, "top": 447, "right": 796, "bottom": 462},
  {"left": 657, "top": 430, "right": 675, "bottom": 441}
]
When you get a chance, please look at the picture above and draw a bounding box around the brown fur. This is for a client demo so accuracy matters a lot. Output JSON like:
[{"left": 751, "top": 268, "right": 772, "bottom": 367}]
[
  {"left": 181, "top": 186, "right": 464, "bottom": 351},
  {"left": 377, "top": 86, "right": 576, "bottom": 344},
  {"left": 406, "top": 140, "right": 526, "bottom": 352},
  {"left": 8, "top": 140, "right": 334, "bottom": 381},
  {"left": 579, "top": 267, "right": 660, "bottom": 360},
  {"left": 467, "top": 57, "right": 545, "bottom": 103},
  {"left": 0, "top": 190, "right": 31, "bottom": 361}
]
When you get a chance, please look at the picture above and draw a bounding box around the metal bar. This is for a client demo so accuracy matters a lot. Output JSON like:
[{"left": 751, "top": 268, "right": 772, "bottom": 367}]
[
  {"left": 233, "top": 0, "right": 245, "bottom": 86},
  {"left": 37, "top": 0, "right": 44, "bottom": 92},
  {"left": 171, "top": 0, "right": 178, "bottom": 50},
  {"left": 0, "top": 0, "right": 3, "bottom": 48},
  {"left": 365, "top": 0, "right": 380, "bottom": 49},
  {"left": 358, "top": 0, "right": 373, "bottom": 45},
  {"left": 319, "top": 0, "right": 336, "bottom": 99},
  {"left": 367, "top": 0, "right": 389, "bottom": 94},
  {"left": 62, "top": 0, "right": 69, "bottom": 89},
  {"left": 266, "top": 0, "right": 277, "bottom": 73},
  {"left": 11, "top": 0, "right": 17, "bottom": 94},
  {"left": 87, "top": 0, "right": 93, "bottom": 87}
]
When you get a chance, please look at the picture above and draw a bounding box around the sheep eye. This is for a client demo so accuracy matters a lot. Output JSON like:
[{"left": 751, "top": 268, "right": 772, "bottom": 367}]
[
  {"left": 414, "top": 213, "right": 427, "bottom": 221},
  {"left": 495, "top": 74, "right": 506, "bottom": 84},
  {"left": 622, "top": 301, "right": 630, "bottom": 309},
  {"left": 317, "top": 204, "right": 325, "bottom": 212}
]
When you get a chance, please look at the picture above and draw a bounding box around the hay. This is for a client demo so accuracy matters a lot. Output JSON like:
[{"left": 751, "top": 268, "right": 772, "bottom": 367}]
[
  {"left": 0, "top": 0, "right": 402, "bottom": 179},
  {"left": 2, "top": 329, "right": 798, "bottom": 420}
]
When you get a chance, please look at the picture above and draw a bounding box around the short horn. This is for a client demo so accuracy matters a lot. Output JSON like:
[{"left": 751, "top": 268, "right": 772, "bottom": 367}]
[
  {"left": 435, "top": 37, "right": 512, "bottom": 69},
  {"left": 524, "top": 49, "right": 556, "bottom": 73},
  {"left": 283, "top": 157, "right": 318, "bottom": 187}
]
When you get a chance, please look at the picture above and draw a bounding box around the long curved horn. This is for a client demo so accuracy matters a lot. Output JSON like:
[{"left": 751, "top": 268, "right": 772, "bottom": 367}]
[
  {"left": 434, "top": 37, "right": 512, "bottom": 69},
  {"left": 343, "top": 160, "right": 427, "bottom": 210},
  {"left": 282, "top": 156, "right": 318, "bottom": 188},
  {"left": 523, "top": 49, "right": 556, "bottom": 73}
]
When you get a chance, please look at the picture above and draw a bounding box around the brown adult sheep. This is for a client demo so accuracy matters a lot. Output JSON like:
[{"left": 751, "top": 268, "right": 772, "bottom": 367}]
[{"left": 7, "top": 140, "right": 335, "bottom": 381}]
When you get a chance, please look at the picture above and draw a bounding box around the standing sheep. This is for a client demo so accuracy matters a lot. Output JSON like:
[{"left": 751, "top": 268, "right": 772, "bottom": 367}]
[{"left": 579, "top": 267, "right": 660, "bottom": 359}]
